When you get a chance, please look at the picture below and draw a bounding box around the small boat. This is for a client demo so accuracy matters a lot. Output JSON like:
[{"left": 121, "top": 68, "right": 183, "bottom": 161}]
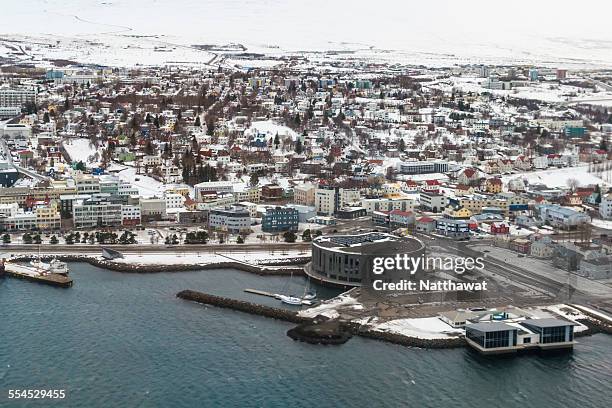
[
  {"left": 277, "top": 294, "right": 303, "bottom": 305},
  {"left": 29, "top": 259, "right": 68, "bottom": 275},
  {"left": 302, "top": 291, "right": 317, "bottom": 301}
]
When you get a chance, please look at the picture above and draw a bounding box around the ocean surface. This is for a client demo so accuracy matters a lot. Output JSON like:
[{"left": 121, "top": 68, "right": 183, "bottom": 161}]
[{"left": 1, "top": 263, "right": 611, "bottom": 408}]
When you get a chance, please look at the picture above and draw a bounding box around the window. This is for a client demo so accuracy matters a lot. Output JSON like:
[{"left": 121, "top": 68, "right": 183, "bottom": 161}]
[{"left": 541, "top": 326, "right": 568, "bottom": 344}]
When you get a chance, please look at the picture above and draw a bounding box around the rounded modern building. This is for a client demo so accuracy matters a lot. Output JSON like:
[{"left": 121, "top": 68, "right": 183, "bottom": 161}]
[{"left": 306, "top": 232, "right": 426, "bottom": 288}]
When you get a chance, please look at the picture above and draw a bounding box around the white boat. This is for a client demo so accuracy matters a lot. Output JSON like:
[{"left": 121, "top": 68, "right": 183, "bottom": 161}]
[
  {"left": 5, "top": 262, "right": 47, "bottom": 278},
  {"left": 303, "top": 291, "right": 317, "bottom": 301},
  {"left": 29, "top": 259, "right": 68, "bottom": 275},
  {"left": 277, "top": 294, "right": 303, "bottom": 305}
]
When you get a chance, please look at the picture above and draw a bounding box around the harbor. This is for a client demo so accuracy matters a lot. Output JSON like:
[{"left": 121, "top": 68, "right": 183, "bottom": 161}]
[
  {"left": 2, "top": 261, "right": 612, "bottom": 407},
  {"left": 1, "top": 259, "right": 72, "bottom": 288}
]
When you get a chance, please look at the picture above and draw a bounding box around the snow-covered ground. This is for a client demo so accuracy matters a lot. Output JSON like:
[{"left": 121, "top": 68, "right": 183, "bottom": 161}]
[
  {"left": 245, "top": 120, "right": 299, "bottom": 141},
  {"left": 2, "top": 1, "right": 612, "bottom": 68},
  {"left": 374, "top": 317, "right": 463, "bottom": 339},
  {"left": 116, "top": 166, "right": 164, "bottom": 198},
  {"left": 298, "top": 293, "right": 363, "bottom": 319},
  {"left": 502, "top": 164, "right": 611, "bottom": 189},
  {"left": 591, "top": 218, "right": 612, "bottom": 231},
  {"left": 62, "top": 138, "right": 100, "bottom": 168},
  {"left": 111, "top": 249, "right": 308, "bottom": 267}
]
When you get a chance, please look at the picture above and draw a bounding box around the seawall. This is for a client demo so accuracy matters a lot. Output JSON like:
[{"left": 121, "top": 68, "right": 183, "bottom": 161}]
[
  {"left": 176, "top": 289, "right": 469, "bottom": 348},
  {"left": 177, "top": 290, "right": 309, "bottom": 324},
  {"left": 8, "top": 255, "right": 306, "bottom": 276}
]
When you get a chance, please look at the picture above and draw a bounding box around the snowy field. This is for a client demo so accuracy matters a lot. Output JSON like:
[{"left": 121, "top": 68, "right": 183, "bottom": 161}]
[
  {"left": 246, "top": 120, "right": 299, "bottom": 141},
  {"left": 116, "top": 166, "right": 164, "bottom": 198},
  {"left": 2, "top": 1, "right": 612, "bottom": 68},
  {"left": 62, "top": 138, "right": 100, "bottom": 168},
  {"left": 502, "top": 165, "right": 612, "bottom": 189}
]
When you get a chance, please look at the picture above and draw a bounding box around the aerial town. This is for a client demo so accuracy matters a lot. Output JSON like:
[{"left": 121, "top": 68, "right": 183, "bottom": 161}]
[{"left": 1, "top": 55, "right": 611, "bottom": 352}]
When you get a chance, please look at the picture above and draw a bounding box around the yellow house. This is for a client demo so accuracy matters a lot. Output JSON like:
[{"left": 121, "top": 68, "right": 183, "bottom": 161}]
[
  {"left": 485, "top": 178, "right": 503, "bottom": 194},
  {"left": 445, "top": 206, "right": 472, "bottom": 219}
]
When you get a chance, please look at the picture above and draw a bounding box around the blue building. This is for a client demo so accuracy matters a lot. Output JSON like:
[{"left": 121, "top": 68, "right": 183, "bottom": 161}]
[
  {"left": 261, "top": 206, "right": 299, "bottom": 233},
  {"left": 564, "top": 126, "right": 586, "bottom": 137}
]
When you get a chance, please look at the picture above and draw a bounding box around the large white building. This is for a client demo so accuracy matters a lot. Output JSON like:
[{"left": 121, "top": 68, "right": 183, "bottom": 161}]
[
  {"left": 0, "top": 87, "right": 37, "bottom": 107},
  {"left": 194, "top": 181, "right": 235, "bottom": 200},
  {"left": 208, "top": 205, "right": 251, "bottom": 234},
  {"left": 396, "top": 160, "right": 449, "bottom": 175},
  {"left": 72, "top": 194, "right": 122, "bottom": 228},
  {"left": 600, "top": 193, "right": 612, "bottom": 220},
  {"left": 314, "top": 186, "right": 360, "bottom": 216}
]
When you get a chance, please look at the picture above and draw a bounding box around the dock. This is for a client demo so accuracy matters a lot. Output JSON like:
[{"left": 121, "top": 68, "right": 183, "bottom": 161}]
[
  {"left": 3, "top": 263, "right": 73, "bottom": 288},
  {"left": 244, "top": 288, "right": 278, "bottom": 298},
  {"left": 244, "top": 288, "right": 317, "bottom": 306},
  {"left": 5, "top": 270, "right": 73, "bottom": 288}
]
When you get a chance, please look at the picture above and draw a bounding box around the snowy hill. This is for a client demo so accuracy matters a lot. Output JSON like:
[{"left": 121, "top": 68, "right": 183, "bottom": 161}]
[{"left": 2, "top": 0, "right": 612, "bottom": 68}]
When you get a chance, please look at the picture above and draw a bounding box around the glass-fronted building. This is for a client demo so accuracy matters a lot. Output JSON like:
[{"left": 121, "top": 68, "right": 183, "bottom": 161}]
[
  {"left": 465, "top": 322, "right": 518, "bottom": 354},
  {"left": 520, "top": 319, "right": 576, "bottom": 348}
]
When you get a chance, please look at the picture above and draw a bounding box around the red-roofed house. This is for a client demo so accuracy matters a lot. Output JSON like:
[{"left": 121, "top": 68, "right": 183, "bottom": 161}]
[
  {"left": 593, "top": 150, "right": 608, "bottom": 162},
  {"left": 490, "top": 222, "right": 510, "bottom": 235},
  {"left": 457, "top": 168, "right": 479, "bottom": 185},
  {"left": 402, "top": 179, "right": 420, "bottom": 193},
  {"left": 389, "top": 210, "right": 416, "bottom": 228},
  {"left": 416, "top": 216, "right": 436, "bottom": 233},
  {"left": 422, "top": 179, "right": 441, "bottom": 193},
  {"left": 514, "top": 155, "right": 532, "bottom": 171}
]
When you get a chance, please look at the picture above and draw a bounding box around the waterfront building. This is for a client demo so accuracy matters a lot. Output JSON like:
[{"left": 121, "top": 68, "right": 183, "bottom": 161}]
[
  {"left": 208, "top": 205, "right": 251, "bottom": 234},
  {"left": 73, "top": 194, "right": 122, "bottom": 228},
  {"left": 465, "top": 318, "right": 577, "bottom": 354},
  {"left": 140, "top": 198, "right": 167, "bottom": 221},
  {"left": 261, "top": 206, "right": 299, "bottom": 233},
  {"left": 121, "top": 205, "right": 141, "bottom": 226},
  {"left": 307, "top": 232, "right": 425, "bottom": 287}
]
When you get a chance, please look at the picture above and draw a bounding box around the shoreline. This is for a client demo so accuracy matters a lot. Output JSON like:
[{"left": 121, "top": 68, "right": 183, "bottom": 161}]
[
  {"left": 7, "top": 254, "right": 610, "bottom": 349},
  {"left": 7, "top": 254, "right": 308, "bottom": 276},
  {"left": 176, "top": 289, "right": 612, "bottom": 350}
]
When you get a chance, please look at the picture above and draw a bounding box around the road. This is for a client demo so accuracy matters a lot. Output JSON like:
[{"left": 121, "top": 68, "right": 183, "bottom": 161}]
[
  {"left": 0, "top": 242, "right": 312, "bottom": 255},
  {"left": 0, "top": 127, "right": 49, "bottom": 181}
]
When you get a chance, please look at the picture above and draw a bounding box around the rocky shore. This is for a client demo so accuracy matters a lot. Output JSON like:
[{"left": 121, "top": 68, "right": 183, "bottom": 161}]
[
  {"left": 177, "top": 289, "right": 308, "bottom": 324},
  {"left": 176, "top": 289, "right": 471, "bottom": 348}
]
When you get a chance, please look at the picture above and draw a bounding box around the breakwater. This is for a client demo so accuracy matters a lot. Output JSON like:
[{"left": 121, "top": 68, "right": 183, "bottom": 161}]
[
  {"left": 176, "top": 289, "right": 469, "bottom": 348},
  {"left": 8, "top": 255, "right": 305, "bottom": 276},
  {"left": 177, "top": 290, "right": 309, "bottom": 324}
]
